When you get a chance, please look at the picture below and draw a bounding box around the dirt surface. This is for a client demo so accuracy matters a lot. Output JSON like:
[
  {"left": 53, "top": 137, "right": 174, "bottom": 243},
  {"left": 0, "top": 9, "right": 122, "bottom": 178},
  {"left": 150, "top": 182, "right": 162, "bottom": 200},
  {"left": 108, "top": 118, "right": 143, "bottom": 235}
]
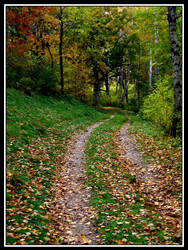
[
  {"left": 114, "top": 120, "right": 182, "bottom": 242},
  {"left": 115, "top": 121, "right": 161, "bottom": 185},
  {"left": 47, "top": 117, "right": 181, "bottom": 245},
  {"left": 48, "top": 116, "right": 113, "bottom": 245}
]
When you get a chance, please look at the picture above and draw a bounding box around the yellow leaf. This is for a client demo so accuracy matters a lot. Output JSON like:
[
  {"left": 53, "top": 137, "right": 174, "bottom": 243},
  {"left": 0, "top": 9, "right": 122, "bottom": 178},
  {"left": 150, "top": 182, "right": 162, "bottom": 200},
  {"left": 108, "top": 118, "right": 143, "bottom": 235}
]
[
  {"left": 81, "top": 235, "right": 90, "bottom": 244},
  {"left": 7, "top": 171, "right": 12, "bottom": 177},
  {"left": 117, "top": 239, "right": 124, "bottom": 245},
  {"left": 44, "top": 237, "right": 50, "bottom": 241}
]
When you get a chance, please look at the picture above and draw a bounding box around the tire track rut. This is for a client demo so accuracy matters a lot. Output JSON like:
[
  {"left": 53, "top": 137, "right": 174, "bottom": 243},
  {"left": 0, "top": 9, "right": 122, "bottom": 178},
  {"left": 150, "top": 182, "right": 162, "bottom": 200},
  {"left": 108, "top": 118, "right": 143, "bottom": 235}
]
[{"left": 48, "top": 116, "right": 114, "bottom": 245}]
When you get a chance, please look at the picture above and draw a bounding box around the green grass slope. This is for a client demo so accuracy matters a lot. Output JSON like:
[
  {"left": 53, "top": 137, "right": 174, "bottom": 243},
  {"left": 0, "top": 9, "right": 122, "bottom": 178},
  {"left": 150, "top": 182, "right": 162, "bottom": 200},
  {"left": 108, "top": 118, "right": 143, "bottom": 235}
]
[
  {"left": 6, "top": 88, "right": 108, "bottom": 153},
  {"left": 6, "top": 88, "right": 109, "bottom": 245}
]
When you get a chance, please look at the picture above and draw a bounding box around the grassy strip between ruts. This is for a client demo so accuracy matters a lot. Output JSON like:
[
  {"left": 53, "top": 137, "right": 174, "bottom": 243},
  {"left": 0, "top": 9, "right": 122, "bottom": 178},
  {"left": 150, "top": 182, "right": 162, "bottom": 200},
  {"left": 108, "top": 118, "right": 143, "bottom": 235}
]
[
  {"left": 85, "top": 113, "right": 181, "bottom": 245},
  {"left": 6, "top": 88, "right": 109, "bottom": 245}
]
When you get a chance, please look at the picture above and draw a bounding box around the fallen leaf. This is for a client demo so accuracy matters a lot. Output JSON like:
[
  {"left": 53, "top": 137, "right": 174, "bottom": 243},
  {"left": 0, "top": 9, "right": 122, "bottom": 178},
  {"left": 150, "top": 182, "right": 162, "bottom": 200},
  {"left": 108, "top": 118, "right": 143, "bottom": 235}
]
[{"left": 117, "top": 239, "right": 124, "bottom": 244}]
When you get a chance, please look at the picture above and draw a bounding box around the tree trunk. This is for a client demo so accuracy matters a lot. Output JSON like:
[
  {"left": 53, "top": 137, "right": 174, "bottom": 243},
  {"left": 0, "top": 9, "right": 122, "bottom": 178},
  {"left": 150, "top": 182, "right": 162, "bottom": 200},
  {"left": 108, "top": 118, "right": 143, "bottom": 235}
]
[
  {"left": 59, "top": 7, "right": 64, "bottom": 95},
  {"left": 125, "top": 61, "right": 130, "bottom": 104},
  {"left": 93, "top": 81, "right": 100, "bottom": 106},
  {"left": 155, "top": 12, "right": 159, "bottom": 81},
  {"left": 93, "top": 67, "right": 100, "bottom": 106},
  {"left": 119, "top": 66, "right": 124, "bottom": 107},
  {"left": 121, "top": 64, "right": 129, "bottom": 105},
  {"left": 116, "top": 68, "right": 120, "bottom": 94},
  {"left": 149, "top": 46, "right": 152, "bottom": 88},
  {"left": 105, "top": 72, "right": 110, "bottom": 97},
  {"left": 135, "top": 45, "right": 141, "bottom": 102},
  {"left": 116, "top": 76, "right": 119, "bottom": 94},
  {"left": 46, "top": 43, "right": 54, "bottom": 69},
  {"left": 168, "top": 6, "right": 182, "bottom": 137}
]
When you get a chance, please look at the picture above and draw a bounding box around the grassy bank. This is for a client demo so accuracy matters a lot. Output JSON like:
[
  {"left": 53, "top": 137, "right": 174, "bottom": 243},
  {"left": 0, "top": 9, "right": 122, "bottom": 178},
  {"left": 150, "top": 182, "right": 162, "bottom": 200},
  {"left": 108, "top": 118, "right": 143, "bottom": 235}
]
[{"left": 6, "top": 88, "right": 109, "bottom": 245}]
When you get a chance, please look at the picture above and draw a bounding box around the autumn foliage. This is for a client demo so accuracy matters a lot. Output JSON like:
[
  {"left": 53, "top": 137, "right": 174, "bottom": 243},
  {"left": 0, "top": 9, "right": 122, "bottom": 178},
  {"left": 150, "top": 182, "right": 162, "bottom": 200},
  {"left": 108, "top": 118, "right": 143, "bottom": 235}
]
[{"left": 6, "top": 6, "right": 182, "bottom": 245}]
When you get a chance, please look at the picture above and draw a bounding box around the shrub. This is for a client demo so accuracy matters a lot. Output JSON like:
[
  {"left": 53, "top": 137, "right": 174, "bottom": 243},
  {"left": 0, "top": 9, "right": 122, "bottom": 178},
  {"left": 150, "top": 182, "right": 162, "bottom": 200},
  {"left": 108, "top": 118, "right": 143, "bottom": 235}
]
[
  {"left": 125, "top": 98, "right": 140, "bottom": 113},
  {"left": 6, "top": 53, "right": 58, "bottom": 96},
  {"left": 18, "top": 77, "right": 34, "bottom": 93},
  {"left": 139, "top": 75, "right": 174, "bottom": 133},
  {"left": 6, "top": 55, "right": 28, "bottom": 88},
  {"left": 29, "top": 63, "right": 58, "bottom": 96}
]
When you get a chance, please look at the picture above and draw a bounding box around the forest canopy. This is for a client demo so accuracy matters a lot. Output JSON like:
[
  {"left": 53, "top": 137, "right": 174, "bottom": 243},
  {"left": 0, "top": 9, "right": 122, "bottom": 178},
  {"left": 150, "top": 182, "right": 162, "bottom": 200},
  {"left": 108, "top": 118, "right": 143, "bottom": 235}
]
[{"left": 6, "top": 5, "right": 183, "bottom": 137}]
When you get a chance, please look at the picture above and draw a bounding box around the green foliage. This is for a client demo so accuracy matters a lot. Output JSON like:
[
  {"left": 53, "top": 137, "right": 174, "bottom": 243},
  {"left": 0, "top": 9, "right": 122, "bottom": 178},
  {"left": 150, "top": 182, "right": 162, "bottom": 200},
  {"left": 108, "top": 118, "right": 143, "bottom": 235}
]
[
  {"left": 18, "top": 77, "right": 34, "bottom": 92},
  {"left": 128, "top": 113, "right": 165, "bottom": 140},
  {"left": 6, "top": 54, "right": 27, "bottom": 88},
  {"left": 139, "top": 75, "right": 174, "bottom": 133},
  {"left": 30, "top": 63, "right": 58, "bottom": 96},
  {"left": 99, "top": 89, "right": 120, "bottom": 107},
  {"left": 125, "top": 98, "right": 140, "bottom": 113},
  {"left": 7, "top": 53, "right": 58, "bottom": 96}
]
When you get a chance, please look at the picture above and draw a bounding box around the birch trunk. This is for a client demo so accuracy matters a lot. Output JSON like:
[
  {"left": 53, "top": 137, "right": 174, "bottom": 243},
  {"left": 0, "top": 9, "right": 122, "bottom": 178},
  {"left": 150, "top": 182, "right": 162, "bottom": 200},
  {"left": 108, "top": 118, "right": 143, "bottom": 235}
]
[
  {"left": 155, "top": 15, "right": 159, "bottom": 81},
  {"left": 168, "top": 7, "right": 182, "bottom": 137},
  {"left": 149, "top": 46, "right": 152, "bottom": 88}
]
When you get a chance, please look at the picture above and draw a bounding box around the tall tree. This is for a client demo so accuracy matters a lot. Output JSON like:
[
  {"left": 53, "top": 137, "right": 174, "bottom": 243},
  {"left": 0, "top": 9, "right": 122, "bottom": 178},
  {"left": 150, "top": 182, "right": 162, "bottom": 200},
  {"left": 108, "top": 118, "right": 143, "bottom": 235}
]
[
  {"left": 168, "top": 6, "right": 182, "bottom": 137},
  {"left": 59, "top": 7, "right": 64, "bottom": 95},
  {"left": 149, "top": 45, "right": 152, "bottom": 88},
  {"left": 80, "top": 7, "right": 127, "bottom": 106},
  {"left": 154, "top": 10, "right": 160, "bottom": 81}
]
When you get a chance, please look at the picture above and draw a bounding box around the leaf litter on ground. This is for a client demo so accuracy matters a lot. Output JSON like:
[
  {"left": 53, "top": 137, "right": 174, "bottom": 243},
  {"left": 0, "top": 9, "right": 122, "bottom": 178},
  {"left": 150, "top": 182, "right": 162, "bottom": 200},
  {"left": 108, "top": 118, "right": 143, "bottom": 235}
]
[
  {"left": 85, "top": 113, "right": 182, "bottom": 245},
  {"left": 6, "top": 93, "right": 182, "bottom": 245},
  {"left": 6, "top": 89, "right": 109, "bottom": 245}
]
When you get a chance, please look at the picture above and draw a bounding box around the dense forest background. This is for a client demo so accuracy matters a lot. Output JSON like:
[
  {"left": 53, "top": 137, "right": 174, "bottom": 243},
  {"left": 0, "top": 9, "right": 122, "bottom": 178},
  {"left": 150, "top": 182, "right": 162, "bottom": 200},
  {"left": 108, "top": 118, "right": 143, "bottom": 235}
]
[{"left": 6, "top": 6, "right": 183, "bottom": 137}]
